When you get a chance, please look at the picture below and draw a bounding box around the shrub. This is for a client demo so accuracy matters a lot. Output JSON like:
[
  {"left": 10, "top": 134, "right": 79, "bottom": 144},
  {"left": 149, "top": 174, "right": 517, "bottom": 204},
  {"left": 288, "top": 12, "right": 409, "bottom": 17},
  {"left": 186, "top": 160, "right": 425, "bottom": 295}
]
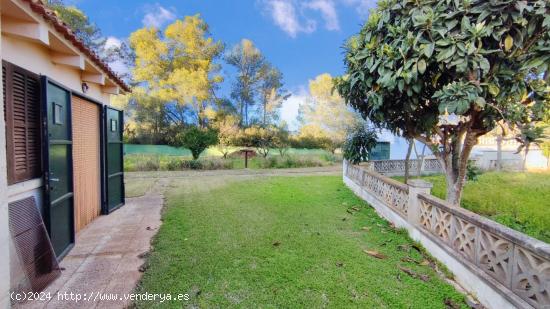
[
  {"left": 343, "top": 126, "right": 378, "bottom": 164},
  {"left": 175, "top": 127, "right": 219, "bottom": 160}
]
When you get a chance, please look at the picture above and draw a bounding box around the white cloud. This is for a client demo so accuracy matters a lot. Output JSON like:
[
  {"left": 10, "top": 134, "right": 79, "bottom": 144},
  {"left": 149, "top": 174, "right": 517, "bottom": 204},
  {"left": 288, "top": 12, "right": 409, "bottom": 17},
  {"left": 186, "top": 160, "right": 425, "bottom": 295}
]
[
  {"left": 280, "top": 86, "right": 309, "bottom": 131},
  {"left": 103, "top": 36, "right": 129, "bottom": 77},
  {"left": 304, "top": 0, "right": 339, "bottom": 31},
  {"left": 142, "top": 4, "right": 177, "bottom": 28},
  {"left": 265, "top": 0, "right": 316, "bottom": 38}
]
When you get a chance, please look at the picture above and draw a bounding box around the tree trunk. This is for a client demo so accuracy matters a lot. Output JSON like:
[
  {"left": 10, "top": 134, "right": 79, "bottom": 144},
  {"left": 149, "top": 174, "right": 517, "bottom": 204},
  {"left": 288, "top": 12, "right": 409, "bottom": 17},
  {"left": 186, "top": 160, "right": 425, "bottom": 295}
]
[
  {"left": 496, "top": 134, "right": 502, "bottom": 171},
  {"left": 434, "top": 130, "right": 479, "bottom": 206},
  {"left": 523, "top": 144, "right": 530, "bottom": 172},
  {"left": 404, "top": 139, "right": 413, "bottom": 183}
]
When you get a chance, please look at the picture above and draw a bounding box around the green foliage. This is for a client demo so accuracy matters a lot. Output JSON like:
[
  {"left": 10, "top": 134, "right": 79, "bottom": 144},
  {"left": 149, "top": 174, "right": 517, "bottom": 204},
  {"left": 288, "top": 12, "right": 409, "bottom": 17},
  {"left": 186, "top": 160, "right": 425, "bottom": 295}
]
[
  {"left": 336, "top": 0, "right": 550, "bottom": 135},
  {"left": 343, "top": 126, "right": 378, "bottom": 164},
  {"left": 175, "top": 127, "right": 219, "bottom": 160},
  {"left": 336, "top": 0, "right": 550, "bottom": 204},
  {"left": 466, "top": 160, "right": 482, "bottom": 182}
]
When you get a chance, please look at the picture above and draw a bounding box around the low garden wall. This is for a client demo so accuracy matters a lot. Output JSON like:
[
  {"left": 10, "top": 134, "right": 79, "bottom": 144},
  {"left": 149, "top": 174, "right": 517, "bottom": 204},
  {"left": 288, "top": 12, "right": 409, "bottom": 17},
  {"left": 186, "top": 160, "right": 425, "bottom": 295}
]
[
  {"left": 363, "top": 159, "right": 443, "bottom": 176},
  {"left": 343, "top": 161, "right": 550, "bottom": 309}
]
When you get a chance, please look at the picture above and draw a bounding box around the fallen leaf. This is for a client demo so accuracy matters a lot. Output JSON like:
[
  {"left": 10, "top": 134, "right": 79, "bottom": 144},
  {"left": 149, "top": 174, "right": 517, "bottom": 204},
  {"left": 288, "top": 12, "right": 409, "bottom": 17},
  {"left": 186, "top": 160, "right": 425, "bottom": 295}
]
[
  {"left": 351, "top": 207, "right": 360, "bottom": 211},
  {"left": 444, "top": 298, "right": 461, "bottom": 309},
  {"left": 420, "top": 259, "right": 431, "bottom": 266},
  {"left": 398, "top": 266, "right": 430, "bottom": 282},
  {"left": 336, "top": 261, "right": 344, "bottom": 267},
  {"left": 363, "top": 250, "right": 387, "bottom": 259},
  {"left": 361, "top": 226, "right": 371, "bottom": 231},
  {"left": 273, "top": 241, "right": 281, "bottom": 247},
  {"left": 401, "top": 257, "right": 419, "bottom": 264}
]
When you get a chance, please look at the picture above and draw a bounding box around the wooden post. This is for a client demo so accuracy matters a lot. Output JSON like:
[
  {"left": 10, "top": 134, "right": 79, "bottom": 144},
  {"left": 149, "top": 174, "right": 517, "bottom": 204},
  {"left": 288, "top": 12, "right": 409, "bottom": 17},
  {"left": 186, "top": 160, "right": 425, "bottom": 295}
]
[{"left": 245, "top": 151, "right": 248, "bottom": 169}]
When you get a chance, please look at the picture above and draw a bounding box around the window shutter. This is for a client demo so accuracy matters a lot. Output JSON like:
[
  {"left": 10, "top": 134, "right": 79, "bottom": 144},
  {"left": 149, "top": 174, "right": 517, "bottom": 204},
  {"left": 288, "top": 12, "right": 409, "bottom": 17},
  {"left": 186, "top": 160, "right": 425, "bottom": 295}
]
[{"left": 3, "top": 62, "right": 42, "bottom": 184}]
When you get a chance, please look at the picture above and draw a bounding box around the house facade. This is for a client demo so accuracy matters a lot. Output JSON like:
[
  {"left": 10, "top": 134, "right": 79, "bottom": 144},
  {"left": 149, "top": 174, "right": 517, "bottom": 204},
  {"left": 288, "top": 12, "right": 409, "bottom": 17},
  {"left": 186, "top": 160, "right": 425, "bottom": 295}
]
[{"left": 0, "top": 0, "right": 128, "bottom": 306}]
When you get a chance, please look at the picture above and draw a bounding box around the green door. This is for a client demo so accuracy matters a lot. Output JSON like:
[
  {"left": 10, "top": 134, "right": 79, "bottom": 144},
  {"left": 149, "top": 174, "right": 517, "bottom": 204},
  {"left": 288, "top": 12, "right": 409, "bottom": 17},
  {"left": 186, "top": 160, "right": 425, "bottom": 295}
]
[
  {"left": 43, "top": 80, "right": 74, "bottom": 258},
  {"left": 104, "top": 107, "right": 124, "bottom": 213}
]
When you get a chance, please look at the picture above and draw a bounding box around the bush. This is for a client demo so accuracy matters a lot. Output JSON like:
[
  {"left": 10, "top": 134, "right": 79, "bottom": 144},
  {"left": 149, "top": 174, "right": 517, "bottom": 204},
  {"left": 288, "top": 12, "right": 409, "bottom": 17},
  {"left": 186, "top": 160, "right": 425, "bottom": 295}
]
[
  {"left": 134, "top": 155, "right": 160, "bottom": 171},
  {"left": 343, "top": 126, "right": 378, "bottom": 164},
  {"left": 175, "top": 127, "right": 219, "bottom": 160},
  {"left": 466, "top": 160, "right": 482, "bottom": 182},
  {"left": 257, "top": 155, "right": 326, "bottom": 169}
]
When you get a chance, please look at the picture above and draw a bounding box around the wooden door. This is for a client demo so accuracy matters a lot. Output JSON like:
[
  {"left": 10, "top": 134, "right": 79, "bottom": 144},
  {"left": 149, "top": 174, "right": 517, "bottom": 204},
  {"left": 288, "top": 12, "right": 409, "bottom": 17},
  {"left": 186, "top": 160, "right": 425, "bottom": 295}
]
[{"left": 71, "top": 96, "right": 101, "bottom": 232}]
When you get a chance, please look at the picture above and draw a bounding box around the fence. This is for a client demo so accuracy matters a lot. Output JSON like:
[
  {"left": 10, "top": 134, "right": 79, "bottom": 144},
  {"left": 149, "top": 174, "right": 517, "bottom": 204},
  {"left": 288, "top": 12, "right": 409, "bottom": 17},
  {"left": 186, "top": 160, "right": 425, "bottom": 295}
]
[
  {"left": 343, "top": 161, "right": 550, "bottom": 309},
  {"left": 363, "top": 159, "right": 443, "bottom": 176}
]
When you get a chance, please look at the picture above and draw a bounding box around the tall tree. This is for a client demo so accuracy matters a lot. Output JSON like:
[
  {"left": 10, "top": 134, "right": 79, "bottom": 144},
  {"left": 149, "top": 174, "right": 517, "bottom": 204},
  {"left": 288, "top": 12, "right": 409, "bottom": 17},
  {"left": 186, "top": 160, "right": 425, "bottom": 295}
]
[
  {"left": 301, "top": 73, "right": 362, "bottom": 152},
  {"left": 258, "top": 63, "right": 289, "bottom": 126},
  {"left": 336, "top": 0, "right": 550, "bottom": 205},
  {"left": 46, "top": 0, "right": 133, "bottom": 80},
  {"left": 129, "top": 15, "right": 224, "bottom": 128},
  {"left": 225, "top": 39, "right": 266, "bottom": 127}
]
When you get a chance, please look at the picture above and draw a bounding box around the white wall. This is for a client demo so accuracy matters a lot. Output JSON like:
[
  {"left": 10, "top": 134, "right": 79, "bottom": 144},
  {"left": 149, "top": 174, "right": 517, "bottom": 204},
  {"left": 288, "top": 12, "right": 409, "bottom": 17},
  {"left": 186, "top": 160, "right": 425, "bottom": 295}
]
[{"left": 0, "top": 7, "right": 12, "bottom": 309}]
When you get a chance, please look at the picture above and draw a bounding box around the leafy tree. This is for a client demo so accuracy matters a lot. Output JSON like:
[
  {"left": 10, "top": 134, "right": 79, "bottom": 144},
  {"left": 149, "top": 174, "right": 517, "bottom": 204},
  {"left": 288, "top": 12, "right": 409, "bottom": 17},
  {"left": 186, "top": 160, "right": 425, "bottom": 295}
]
[
  {"left": 301, "top": 73, "right": 362, "bottom": 153},
  {"left": 46, "top": 0, "right": 133, "bottom": 80},
  {"left": 176, "top": 127, "right": 219, "bottom": 160},
  {"left": 272, "top": 125, "right": 291, "bottom": 157},
  {"left": 237, "top": 125, "right": 276, "bottom": 158},
  {"left": 129, "top": 15, "right": 224, "bottom": 127},
  {"left": 515, "top": 124, "right": 547, "bottom": 171},
  {"left": 258, "top": 64, "right": 290, "bottom": 125},
  {"left": 211, "top": 114, "right": 240, "bottom": 159},
  {"left": 336, "top": 0, "right": 550, "bottom": 205},
  {"left": 343, "top": 125, "right": 378, "bottom": 164},
  {"left": 225, "top": 39, "right": 266, "bottom": 127}
]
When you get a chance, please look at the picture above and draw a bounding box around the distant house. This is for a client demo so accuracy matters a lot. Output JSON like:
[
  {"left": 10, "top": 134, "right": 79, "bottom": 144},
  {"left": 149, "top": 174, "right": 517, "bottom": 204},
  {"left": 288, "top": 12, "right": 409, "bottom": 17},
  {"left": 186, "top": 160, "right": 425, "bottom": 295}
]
[{"left": 0, "top": 0, "right": 129, "bottom": 304}]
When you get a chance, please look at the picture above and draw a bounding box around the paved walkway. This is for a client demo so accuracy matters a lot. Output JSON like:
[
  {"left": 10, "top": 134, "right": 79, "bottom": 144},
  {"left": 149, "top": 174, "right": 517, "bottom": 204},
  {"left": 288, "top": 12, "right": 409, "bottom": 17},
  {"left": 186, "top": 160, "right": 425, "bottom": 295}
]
[{"left": 18, "top": 180, "right": 166, "bottom": 309}]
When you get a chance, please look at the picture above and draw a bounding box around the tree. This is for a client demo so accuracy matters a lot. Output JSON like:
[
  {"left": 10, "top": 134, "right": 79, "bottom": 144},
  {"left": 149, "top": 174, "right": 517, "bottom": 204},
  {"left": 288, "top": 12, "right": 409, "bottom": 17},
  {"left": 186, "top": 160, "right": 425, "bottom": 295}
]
[
  {"left": 211, "top": 114, "right": 240, "bottom": 159},
  {"left": 225, "top": 39, "right": 266, "bottom": 127},
  {"left": 295, "top": 124, "right": 335, "bottom": 152},
  {"left": 301, "top": 73, "right": 362, "bottom": 153},
  {"left": 258, "top": 64, "right": 290, "bottom": 126},
  {"left": 46, "top": 0, "right": 133, "bottom": 80},
  {"left": 129, "top": 15, "right": 224, "bottom": 128},
  {"left": 272, "top": 125, "right": 291, "bottom": 157},
  {"left": 336, "top": 0, "right": 550, "bottom": 205},
  {"left": 176, "top": 127, "right": 219, "bottom": 160},
  {"left": 237, "top": 125, "right": 276, "bottom": 158},
  {"left": 343, "top": 125, "right": 378, "bottom": 164},
  {"left": 515, "top": 125, "right": 547, "bottom": 171}
]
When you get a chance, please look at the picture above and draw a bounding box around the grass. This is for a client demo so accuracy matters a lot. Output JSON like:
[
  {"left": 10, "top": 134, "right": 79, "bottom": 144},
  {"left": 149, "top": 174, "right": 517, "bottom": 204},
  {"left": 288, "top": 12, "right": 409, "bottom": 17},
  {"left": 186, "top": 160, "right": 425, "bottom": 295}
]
[
  {"left": 396, "top": 172, "right": 550, "bottom": 243},
  {"left": 124, "top": 153, "right": 339, "bottom": 172},
  {"left": 135, "top": 176, "right": 467, "bottom": 308},
  {"left": 125, "top": 179, "right": 156, "bottom": 198}
]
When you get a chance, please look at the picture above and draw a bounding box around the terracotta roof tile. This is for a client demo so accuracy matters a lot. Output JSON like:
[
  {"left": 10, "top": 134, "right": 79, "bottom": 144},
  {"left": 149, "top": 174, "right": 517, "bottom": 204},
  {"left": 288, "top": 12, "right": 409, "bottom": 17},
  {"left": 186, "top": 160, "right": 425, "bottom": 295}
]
[{"left": 21, "top": 0, "right": 130, "bottom": 92}]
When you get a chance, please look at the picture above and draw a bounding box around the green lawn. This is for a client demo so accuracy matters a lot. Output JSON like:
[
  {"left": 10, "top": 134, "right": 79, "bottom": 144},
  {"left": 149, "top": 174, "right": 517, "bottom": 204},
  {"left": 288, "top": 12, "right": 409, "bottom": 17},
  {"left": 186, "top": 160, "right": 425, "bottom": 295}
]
[
  {"left": 135, "top": 176, "right": 466, "bottom": 308},
  {"left": 398, "top": 172, "right": 550, "bottom": 243}
]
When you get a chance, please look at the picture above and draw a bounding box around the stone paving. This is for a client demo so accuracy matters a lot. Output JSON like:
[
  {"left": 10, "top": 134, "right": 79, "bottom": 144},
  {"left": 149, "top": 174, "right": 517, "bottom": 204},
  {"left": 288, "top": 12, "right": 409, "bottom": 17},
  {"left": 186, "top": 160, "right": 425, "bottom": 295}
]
[{"left": 17, "top": 179, "right": 166, "bottom": 309}]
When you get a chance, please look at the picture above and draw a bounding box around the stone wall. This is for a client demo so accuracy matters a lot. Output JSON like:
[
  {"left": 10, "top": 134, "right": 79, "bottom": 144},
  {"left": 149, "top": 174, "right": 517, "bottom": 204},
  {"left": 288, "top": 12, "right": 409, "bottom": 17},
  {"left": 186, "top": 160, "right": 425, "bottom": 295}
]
[{"left": 343, "top": 161, "right": 550, "bottom": 309}]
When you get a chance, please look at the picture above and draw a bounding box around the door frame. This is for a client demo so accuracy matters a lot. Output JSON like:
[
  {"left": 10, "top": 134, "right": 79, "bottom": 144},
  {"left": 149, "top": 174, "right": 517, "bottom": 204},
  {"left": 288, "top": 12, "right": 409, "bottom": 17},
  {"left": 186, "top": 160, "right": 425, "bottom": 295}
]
[
  {"left": 40, "top": 76, "right": 75, "bottom": 260},
  {"left": 103, "top": 106, "right": 125, "bottom": 214}
]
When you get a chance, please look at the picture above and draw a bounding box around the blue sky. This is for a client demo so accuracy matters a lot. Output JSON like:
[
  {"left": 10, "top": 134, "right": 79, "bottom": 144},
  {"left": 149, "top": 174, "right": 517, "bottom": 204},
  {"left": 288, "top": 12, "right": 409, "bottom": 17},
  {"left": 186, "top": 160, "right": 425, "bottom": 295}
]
[{"left": 71, "top": 0, "right": 376, "bottom": 128}]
